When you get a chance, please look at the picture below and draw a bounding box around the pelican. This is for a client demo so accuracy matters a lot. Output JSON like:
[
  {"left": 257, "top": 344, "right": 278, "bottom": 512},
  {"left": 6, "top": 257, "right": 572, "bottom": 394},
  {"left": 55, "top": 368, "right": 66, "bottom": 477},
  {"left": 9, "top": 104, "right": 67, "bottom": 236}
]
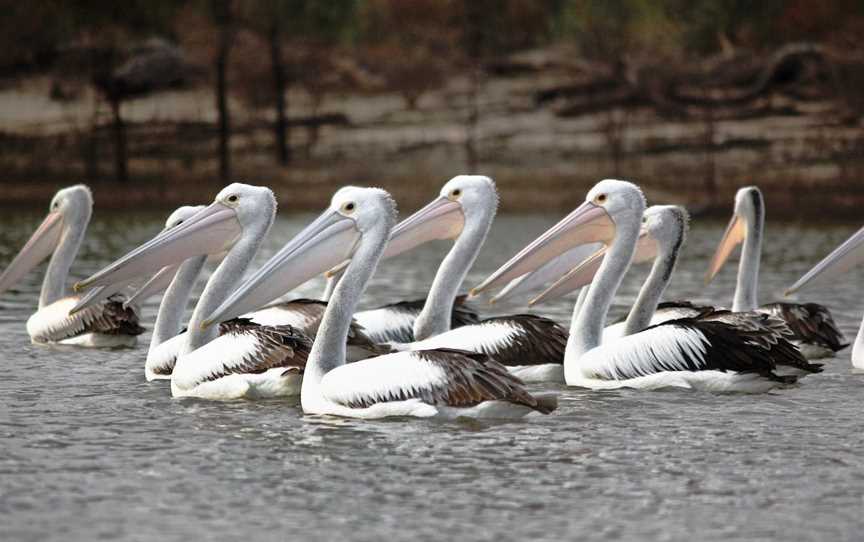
[
  {"left": 76, "top": 184, "right": 312, "bottom": 399},
  {"left": 138, "top": 205, "right": 207, "bottom": 381},
  {"left": 78, "top": 208, "right": 383, "bottom": 382},
  {"left": 786, "top": 224, "right": 864, "bottom": 369},
  {"left": 333, "top": 175, "right": 569, "bottom": 383},
  {"left": 531, "top": 206, "right": 694, "bottom": 339},
  {"left": 491, "top": 205, "right": 683, "bottom": 340},
  {"left": 203, "top": 186, "right": 557, "bottom": 418},
  {"left": 0, "top": 185, "right": 143, "bottom": 347},
  {"left": 706, "top": 186, "right": 847, "bottom": 358},
  {"left": 474, "top": 179, "right": 814, "bottom": 392}
]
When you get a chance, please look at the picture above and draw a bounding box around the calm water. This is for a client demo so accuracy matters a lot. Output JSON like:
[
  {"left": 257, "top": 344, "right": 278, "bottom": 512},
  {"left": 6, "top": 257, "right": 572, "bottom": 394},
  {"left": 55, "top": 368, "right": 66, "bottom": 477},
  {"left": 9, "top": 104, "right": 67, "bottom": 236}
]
[{"left": 1, "top": 211, "right": 863, "bottom": 542}]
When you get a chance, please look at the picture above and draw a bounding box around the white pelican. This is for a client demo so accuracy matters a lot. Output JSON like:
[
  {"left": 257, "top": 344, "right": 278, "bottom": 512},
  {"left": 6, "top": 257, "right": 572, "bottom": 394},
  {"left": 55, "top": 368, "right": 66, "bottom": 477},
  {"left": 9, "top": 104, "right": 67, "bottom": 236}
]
[
  {"left": 491, "top": 205, "right": 684, "bottom": 340},
  {"left": 706, "top": 186, "right": 847, "bottom": 358},
  {"left": 333, "top": 175, "right": 569, "bottom": 383},
  {"left": 0, "top": 185, "right": 143, "bottom": 347},
  {"left": 138, "top": 205, "right": 207, "bottom": 381},
  {"left": 76, "top": 183, "right": 312, "bottom": 399},
  {"left": 786, "top": 224, "right": 864, "bottom": 369},
  {"left": 473, "top": 179, "right": 814, "bottom": 392},
  {"left": 518, "top": 204, "right": 821, "bottom": 378},
  {"left": 79, "top": 210, "right": 383, "bottom": 382},
  {"left": 203, "top": 186, "right": 557, "bottom": 418}
]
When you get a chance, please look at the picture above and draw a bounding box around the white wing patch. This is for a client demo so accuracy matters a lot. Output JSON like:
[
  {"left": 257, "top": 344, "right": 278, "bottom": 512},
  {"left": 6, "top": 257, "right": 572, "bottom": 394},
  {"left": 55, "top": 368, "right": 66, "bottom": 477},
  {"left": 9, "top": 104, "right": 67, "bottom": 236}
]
[
  {"left": 320, "top": 352, "right": 449, "bottom": 408},
  {"left": 246, "top": 306, "right": 314, "bottom": 329},
  {"left": 580, "top": 325, "right": 710, "bottom": 380},
  {"left": 353, "top": 307, "right": 416, "bottom": 344},
  {"left": 26, "top": 297, "right": 99, "bottom": 342},
  {"left": 400, "top": 321, "right": 518, "bottom": 354},
  {"left": 171, "top": 332, "right": 262, "bottom": 391},
  {"left": 145, "top": 334, "right": 186, "bottom": 379}
]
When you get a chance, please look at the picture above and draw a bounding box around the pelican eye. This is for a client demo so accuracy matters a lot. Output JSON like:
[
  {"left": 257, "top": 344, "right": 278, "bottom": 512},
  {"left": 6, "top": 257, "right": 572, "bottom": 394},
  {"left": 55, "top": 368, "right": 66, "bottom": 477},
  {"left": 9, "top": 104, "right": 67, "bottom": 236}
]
[
  {"left": 596, "top": 194, "right": 607, "bottom": 204},
  {"left": 451, "top": 188, "right": 462, "bottom": 198},
  {"left": 227, "top": 194, "right": 239, "bottom": 203},
  {"left": 341, "top": 202, "right": 356, "bottom": 214}
]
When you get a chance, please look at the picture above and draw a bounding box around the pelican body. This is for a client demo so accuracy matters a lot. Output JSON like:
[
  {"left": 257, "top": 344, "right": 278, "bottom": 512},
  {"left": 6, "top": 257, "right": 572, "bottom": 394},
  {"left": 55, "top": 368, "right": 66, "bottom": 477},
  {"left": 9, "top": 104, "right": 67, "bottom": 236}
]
[{"left": 0, "top": 185, "right": 142, "bottom": 347}]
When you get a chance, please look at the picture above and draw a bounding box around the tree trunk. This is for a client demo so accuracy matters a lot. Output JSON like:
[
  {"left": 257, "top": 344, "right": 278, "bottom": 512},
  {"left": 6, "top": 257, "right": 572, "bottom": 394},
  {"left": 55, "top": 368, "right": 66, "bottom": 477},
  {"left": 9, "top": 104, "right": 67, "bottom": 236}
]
[
  {"left": 110, "top": 98, "right": 127, "bottom": 183},
  {"left": 462, "top": 2, "right": 486, "bottom": 172},
  {"left": 465, "top": 67, "right": 480, "bottom": 171},
  {"left": 214, "top": 0, "right": 234, "bottom": 182},
  {"left": 269, "top": 22, "right": 290, "bottom": 165}
]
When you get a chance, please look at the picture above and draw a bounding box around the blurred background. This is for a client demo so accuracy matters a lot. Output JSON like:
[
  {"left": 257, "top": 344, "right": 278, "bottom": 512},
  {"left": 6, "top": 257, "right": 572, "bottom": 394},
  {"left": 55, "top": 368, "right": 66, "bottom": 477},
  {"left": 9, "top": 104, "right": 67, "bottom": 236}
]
[{"left": 1, "top": 0, "right": 863, "bottom": 216}]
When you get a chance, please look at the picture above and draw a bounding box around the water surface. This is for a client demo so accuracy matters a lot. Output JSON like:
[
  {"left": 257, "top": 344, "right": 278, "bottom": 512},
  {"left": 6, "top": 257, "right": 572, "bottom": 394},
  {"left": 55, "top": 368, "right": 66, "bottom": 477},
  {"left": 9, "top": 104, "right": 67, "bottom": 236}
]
[{"left": 1, "top": 211, "right": 863, "bottom": 542}]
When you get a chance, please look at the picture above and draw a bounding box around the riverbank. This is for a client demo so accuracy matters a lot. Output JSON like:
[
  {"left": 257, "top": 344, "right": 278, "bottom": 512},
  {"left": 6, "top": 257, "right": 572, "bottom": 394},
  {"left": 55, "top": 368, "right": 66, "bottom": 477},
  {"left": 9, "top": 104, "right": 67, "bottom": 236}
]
[{"left": 1, "top": 46, "right": 862, "bottom": 216}]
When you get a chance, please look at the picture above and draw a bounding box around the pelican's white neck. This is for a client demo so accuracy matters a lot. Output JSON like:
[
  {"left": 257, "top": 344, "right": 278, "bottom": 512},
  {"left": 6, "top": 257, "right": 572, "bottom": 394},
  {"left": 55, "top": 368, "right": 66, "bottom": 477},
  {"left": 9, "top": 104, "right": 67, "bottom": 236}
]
[
  {"left": 181, "top": 213, "right": 272, "bottom": 355},
  {"left": 567, "top": 209, "right": 642, "bottom": 363},
  {"left": 623, "top": 238, "right": 682, "bottom": 335},
  {"left": 302, "top": 219, "right": 391, "bottom": 410},
  {"left": 733, "top": 203, "right": 763, "bottom": 312},
  {"left": 414, "top": 204, "right": 493, "bottom": 340},
  {"left": 149, "top": 256, "right": 206, "bottom": 355},
  {"left": 41, "top": 212, "right": 89, "bottom": 308}
]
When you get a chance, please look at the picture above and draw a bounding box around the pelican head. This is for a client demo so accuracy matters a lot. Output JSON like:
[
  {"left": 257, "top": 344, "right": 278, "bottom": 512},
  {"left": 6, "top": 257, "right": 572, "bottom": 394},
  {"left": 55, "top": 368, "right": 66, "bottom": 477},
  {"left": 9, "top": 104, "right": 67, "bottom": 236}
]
[
  {"left": 203, "top": 187, "right": 397, "bottom": 327},
  {"left": 74, "top": 183, "right": 272, "bottom": 291},
  {"left": 705, "top": 185, "right": 763, "bottom": 284},
  {"left": 472, "top": 179, "right": 644, "bottom": 297},
  {"left": 0, "top": 185, "right": 93, "bottom": 297}
]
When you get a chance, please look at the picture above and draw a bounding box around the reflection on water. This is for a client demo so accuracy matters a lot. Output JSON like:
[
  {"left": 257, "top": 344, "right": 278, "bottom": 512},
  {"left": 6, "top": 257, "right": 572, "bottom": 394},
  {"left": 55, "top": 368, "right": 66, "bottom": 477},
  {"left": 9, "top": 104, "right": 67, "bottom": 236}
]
[{"left": 1, "top": 211, "right": 864, "bottom": 542}]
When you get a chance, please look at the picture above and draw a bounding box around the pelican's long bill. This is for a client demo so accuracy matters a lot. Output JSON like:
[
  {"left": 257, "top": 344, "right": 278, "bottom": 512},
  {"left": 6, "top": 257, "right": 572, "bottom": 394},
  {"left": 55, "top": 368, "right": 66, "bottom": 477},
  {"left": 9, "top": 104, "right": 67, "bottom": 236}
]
[
  {"left": 472, "top": 200, "right": 615, "bottom": 297},
  {"left": 489, "top": 243, "right": 603, "bottom": 304},
  {"left": 529, "top": 227, "right": 659, "bottom": 306},
  {"left": 74, "top": 203, "right": 241, "bottom": 291},
  {"left": 0, "top": 211, "right": 64, "bottom": 296},
  {"left": 786, "top": 224, "right": 864, "bottom": 295},
  {"left": 326, "top": 195, "right": 463, "bottom": 278},
  {"left": 203, "top": 208, "right": 361, "bottom": 328},
  {"left": 122, "top": 264, "right": 180, "bottom": 309},
  {"left": 705, "top": 211, "right": 746, "bottom": 284},
  {"left": 69, "top": 282, "right": 129, "bottom": 314}
]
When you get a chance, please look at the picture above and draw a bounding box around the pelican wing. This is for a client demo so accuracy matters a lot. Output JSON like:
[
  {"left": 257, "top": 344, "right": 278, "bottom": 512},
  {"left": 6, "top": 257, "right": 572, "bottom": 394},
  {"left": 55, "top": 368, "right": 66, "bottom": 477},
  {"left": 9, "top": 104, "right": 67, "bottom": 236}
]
[
  {"left": 27, "top": 295, "right": 143, "bottom": 343},
  {"left": 353, "top": 295, "right": 481, "bottom": 344},
  {"left": 320, "top": 348, "right": 555, "bottom": 413},
  {"left": 146, "top": 334, "right": 185, "bottom": 378},
  {"left": 399, "top": 314, "right": 567, "bottom": 367},
  {"left": 171, "top": 321, "right": 312, "bottom": 390},
  {"left": 757, "top": 302, "right": 849, "bottom": 352},
  {"left": 608, "top": 300, "right": 711, "bottom": 326},
  {"left": 582, "top": 312, "right": 811, "bottom": 382},
  {"left": 249, "top": 298, "right": 389, "bottom": 357}
]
